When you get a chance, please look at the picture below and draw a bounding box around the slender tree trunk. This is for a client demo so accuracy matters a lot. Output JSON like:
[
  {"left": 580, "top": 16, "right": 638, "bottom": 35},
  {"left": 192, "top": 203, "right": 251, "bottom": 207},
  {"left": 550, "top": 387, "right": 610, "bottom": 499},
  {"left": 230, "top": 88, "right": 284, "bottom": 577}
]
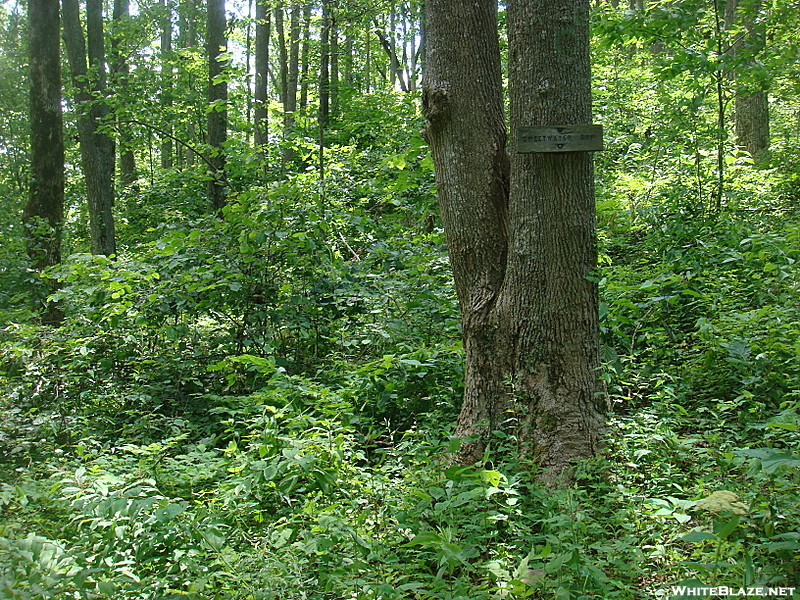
[
  {"left": 254, "top": 0, "right": 270, "bottom": 161},
  {"left": 298, "top": 2, "right": 311, "bottom": 109},
  {"left": 175, "top": 0, "right": 202, "bottom": 167},
  {"left": 343, "top": 30, "right": 353, "bottom": 90},
  {"left": 407, "top": 10, "right": 417, "bottom": 92},
  {"left": 274, "top": 3, "right": 288, "bottom": 106},
  {"left": 287, "top": 6, "right": 300, "bottom": 108},
  {"left": 330, "top": 15, "right": 339, "bottom": 117},
  {"left": 389, "top": 6, "right": 396, "bottom": 86},
  {"left": 177, "top": 0, "right": 200, "bottom": 167},
  {"left": 319, "top": 0, "right": 330, "bottom": 129},
  {"left": 283, "top": 4, "right": 301, "bottom": 166},
  {"left": 26, "top": 0, "right": 65, "bottom": 324},
  {"left": 364, "top": 25, "right": 371, "bottom": 93},
  {"left": 161, "top": 0, "right": 173, "bottom": 169},
  {"left": 245, "top": 0, "right": 252, "bottom": 141},
  {"left": 318, "top": 0, "right": 331, "bottom": 190},
  {"left": 62, "top": 0, "right": 116, "bottom": 256},
  {"left": 112, "top": 0, "right": 136, "bottom": 187},
  {"left": 207, "top": 0, "right": 227, "bottom": 212},
  {"left": 418, "top": 4, "right": 425, "bottom": 79},
  {"left": 374, "top": 23, "right": 408, "bottom": 92}
]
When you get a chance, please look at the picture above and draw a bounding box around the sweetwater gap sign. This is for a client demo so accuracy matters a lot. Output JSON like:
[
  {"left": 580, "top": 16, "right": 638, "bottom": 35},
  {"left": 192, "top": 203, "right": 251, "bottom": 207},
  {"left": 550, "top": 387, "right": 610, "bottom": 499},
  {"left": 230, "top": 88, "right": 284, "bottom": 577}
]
[{"left": 517, "top": 124, "right": 604, "bottom": 153}]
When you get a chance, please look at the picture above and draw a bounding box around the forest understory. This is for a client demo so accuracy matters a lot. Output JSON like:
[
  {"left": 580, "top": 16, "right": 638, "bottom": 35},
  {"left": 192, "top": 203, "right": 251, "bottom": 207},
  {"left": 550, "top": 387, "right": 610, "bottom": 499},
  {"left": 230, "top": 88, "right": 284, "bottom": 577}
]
[{"left": 1, "top": 0, "right": 800, "bottom": 597}]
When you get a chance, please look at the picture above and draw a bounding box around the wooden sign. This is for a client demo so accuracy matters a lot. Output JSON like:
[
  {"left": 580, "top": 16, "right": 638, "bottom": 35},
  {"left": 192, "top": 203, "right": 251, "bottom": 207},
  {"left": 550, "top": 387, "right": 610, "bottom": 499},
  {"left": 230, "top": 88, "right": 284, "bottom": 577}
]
[{"left": 517, "top": 125, "right": 604, "bottom": 153}]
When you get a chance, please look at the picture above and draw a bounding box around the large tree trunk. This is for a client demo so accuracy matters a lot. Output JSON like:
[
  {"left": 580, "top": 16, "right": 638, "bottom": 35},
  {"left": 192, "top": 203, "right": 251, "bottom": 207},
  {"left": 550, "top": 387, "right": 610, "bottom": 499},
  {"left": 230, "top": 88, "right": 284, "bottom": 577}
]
[
  {"left": 62, "top": 0, "right": 116, "bottom": 256},
  {"left": 506, "top": 0, "right": 604, "bottom": 480},
  {"left": 424, "top": 0, "right": 604, "bottom": 484},
  {"left": 422, "top": 0, "right": 511, "bottom": 463},
  {"left": 735, "top": 91, "right": 769, "bottom": 162},
  {"left": 26, "top": 0, "right": 65, "bottom": 324},
  {"left": 207, "top": 0, "right": 227, "bottom": 212}
]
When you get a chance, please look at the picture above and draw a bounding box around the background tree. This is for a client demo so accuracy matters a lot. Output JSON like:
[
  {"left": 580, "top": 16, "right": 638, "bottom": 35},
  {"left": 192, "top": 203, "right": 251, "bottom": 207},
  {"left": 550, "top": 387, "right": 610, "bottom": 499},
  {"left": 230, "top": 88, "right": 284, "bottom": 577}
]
[
  {"left": 175, "top": 0, "right": 202, "bottom": 168},
  {"left": 727, "top": 0, "right": 770, "bottom": 162},
  {"left": 62, "top": 0, "right": 116, "bottom": 255},
  {"left": 25, "top": 0, "right": 64, "bottom": 324},
  {"left": 206, "top": 0, "right": 227, "bottom": 211},
  {"left": 111, "top": 0, "right": 136, "bottom": 186},
  {"left": 283, "top": 4, "right": 301, "bottom": 165},
  {"left": 253, "top": 0, "right": 269, "bottom": 161},
  {"left": 298, "top": 2, "right": 312, "bottom": 108},
  {"left": 160, "top": 0, "right": 174, "bottom": 169}
]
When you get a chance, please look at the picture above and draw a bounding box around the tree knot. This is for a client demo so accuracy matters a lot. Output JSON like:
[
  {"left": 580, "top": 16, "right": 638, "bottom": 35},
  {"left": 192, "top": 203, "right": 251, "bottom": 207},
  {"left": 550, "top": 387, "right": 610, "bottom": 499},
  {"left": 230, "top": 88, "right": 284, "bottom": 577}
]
[{"left": 421, "top": 86, "right": 450, "bottom": 142}]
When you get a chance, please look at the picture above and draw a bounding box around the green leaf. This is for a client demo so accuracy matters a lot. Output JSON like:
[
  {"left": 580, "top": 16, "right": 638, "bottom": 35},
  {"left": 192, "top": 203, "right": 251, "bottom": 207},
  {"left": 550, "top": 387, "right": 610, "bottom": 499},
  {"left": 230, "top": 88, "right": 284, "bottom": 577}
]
[
  {"left": 682, "top": 529, "right": 718, "bottom": 542},
  {"left": 713, "top": 515, "right": 740, "bottom": 540},
  {"left": 404, "top": 531, "right": 442, "bottom": 547}
]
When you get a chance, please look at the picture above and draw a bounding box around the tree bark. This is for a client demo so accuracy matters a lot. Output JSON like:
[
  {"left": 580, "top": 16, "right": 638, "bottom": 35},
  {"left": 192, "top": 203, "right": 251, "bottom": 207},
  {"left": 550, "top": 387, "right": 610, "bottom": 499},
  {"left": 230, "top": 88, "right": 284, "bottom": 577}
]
[
  {"left": 283, "top": 4, "right": 301, "bottom": 166},
  {"left": 727, "top": 0, "right": 770, "bottom": 162},
  {"left": 506, "top": 0, "right": 604, "bottom": 481},
  {"left": 735, "top": 90, "right": 769, "bottom": 162},
  {"left": 160, "top": 0, "right": 174, "bottom": 169},
  {"left": 298, "top": 2, "right": 312, "bottom": 109},
  {"left": 424, "top": 0, "right": 604, "bottom": 484},
  {"left": 26, "top": 0, "right": 65, "bottom": 324},
  {"left": 112, "top": 0, "right": 136, "bottom": 187},
  {"left": 422, "top": 0, "right": 511, "bottom": 463},
  {"left": 254, "top": 0, "right": 270, "bottom": 161},
  {"left": 62, "top": 0, "right": 116, "bottom": 256},
  {"left": 207, "top": 0, "right": 227, "bottom": 212}
]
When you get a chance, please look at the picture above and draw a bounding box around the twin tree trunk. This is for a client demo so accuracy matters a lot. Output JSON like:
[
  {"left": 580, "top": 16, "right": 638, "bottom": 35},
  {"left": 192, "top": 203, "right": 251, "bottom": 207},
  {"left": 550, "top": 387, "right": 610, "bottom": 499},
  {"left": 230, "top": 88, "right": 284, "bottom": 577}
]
[{"left": 423, "top": 0, "right": 604, "bottom": 482}]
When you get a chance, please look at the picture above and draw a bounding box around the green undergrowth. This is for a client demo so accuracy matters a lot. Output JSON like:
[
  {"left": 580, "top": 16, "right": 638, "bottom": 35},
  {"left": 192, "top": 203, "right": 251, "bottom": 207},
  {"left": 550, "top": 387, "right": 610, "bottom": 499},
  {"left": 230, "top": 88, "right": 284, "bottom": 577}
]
[
  {"left": 2, "top": 180, "right": 799, "bottom": 598},
  {"left": 0, "top": 374, "right": 797, "bottom": 599}
]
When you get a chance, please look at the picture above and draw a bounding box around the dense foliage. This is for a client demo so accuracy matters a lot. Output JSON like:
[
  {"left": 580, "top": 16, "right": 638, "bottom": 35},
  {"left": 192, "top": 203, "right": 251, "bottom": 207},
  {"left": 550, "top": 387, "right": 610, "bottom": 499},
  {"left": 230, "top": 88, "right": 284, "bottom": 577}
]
[{"left": 1, "top": 0, "right": 799, "bottom": 598}]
